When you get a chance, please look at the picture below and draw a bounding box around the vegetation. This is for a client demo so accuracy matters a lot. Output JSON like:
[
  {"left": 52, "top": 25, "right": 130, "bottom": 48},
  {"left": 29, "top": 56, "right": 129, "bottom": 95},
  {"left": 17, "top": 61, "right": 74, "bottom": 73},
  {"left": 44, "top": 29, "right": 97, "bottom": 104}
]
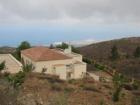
[
  {"left": 5, "top": 63, "right": 35, "bottom": 88},
  {"left": 112, "top": 72, "right": 125, "bottom": 102},
  {"left": 56, "top": 42, "right": 68, "bottom": 49},
  {"left": 50, "top": 93, "right": 68, "bottom": 105},
  {"left": 83, "top": 57, "right": 92, "bottom": 64},
  {"left": 99, "top": 100, "right": 105, "bottom": 105},
  {"left": 82, "top": 84, "right": 100, "bottom": 92},
  {"left": 51, "top": 83, "right": 63, "bottom": 91},
  {"left": 0, "top": 61, "right": 6, "bottom": 73},
  {"left": 134, "top": 46, "right": 140, "bottom": 58},
  {"left": 56, "top": 42, "right": 80, "bottom": 53},
  {"left": 94, "top": 63, "right": 106, "bottom": 71},
  {"left": 110, "top": 45, "right": 120, "bottom": 60},
  {"left": 22, "top": 63, "right": 35, "bottom": 73},
  {"left": 13, "top": 41, "right": 31, "bottom": 60},
  {"left": 79, "top": 37, "right": 140, "bottom": 80},
  {"left": 6, "top": 71, "right": 25, "bottom": 88}
]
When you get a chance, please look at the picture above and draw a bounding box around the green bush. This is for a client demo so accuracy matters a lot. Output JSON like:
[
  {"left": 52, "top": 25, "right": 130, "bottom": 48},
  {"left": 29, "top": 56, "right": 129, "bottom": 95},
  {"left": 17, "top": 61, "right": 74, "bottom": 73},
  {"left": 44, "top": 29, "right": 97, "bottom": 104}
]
[
  {"left": 112, "top": 73, "right": 125, "bottom": 102},
  {"left": 68, "top": 79, "right": 75, "bottom": 84},
  {"left": 0, "top": 61, "right": 6, "bottom": 72},
  {"left": 94, "top": 63, "right": 105, "bottom": 70},
  {"left": 83, "top": 57, "right": 92, "bottom": 64},
  {"left": 6, "top": 71, "right": 25, "bottom": 88},
  {"left": 110, "top": 45, "right": 120, "bottom": 60}
]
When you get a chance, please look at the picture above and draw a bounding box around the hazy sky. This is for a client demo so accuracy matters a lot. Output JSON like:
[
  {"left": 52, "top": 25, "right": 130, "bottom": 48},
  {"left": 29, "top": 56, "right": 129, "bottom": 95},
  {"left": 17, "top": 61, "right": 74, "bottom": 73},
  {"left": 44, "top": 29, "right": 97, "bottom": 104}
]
[{"left": 0, "top": 0, "right": 140, "bottom": 46}]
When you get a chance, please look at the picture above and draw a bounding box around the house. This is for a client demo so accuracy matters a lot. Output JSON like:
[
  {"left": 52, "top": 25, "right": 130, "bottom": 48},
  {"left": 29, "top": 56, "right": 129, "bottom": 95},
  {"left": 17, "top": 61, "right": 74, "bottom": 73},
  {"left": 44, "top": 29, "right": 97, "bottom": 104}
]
[
  {"left": 21, "top": 46, "right": 87, "bottom": 80},
  {"left": 0, "top": 54, "right": 22, "bottom": 73}
]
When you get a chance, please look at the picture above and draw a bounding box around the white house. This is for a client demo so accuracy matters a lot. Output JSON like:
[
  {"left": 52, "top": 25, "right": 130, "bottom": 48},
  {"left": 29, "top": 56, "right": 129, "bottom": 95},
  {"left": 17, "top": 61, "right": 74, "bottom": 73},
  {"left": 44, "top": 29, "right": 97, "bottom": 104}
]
[{"left": 21, "top": 46, "right": 87, "bottom": 80}]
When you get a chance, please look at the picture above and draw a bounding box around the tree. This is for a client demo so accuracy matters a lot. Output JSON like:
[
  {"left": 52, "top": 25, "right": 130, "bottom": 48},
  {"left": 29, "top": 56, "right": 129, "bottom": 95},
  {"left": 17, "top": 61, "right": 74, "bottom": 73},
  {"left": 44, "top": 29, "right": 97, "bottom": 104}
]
[
  {"left": 0, "top": 61, "right": 6, "bottom": 73},
  {"left": 18, "top": 41, "right": 31, "bottom": 50},
  {"left": 56, "top": 42, "right": 80, "bottom": 53},
  {"left": 134, "top": 46, "right": 140, "bottom": 58},
  {"left": 56, "top": 42, "right": 68, "bottom": 49},
  {"left": 71, "top": 46, "right": 80, "bottom": 53},
  {"left": 111, "top": 45, "right": 120, "bottom": 60},
  {"left": 112, "top": 73, "right": 125, "bottom": 102},
  {"left": 14, "top": 41, "right": 31, "bottom": 60}
]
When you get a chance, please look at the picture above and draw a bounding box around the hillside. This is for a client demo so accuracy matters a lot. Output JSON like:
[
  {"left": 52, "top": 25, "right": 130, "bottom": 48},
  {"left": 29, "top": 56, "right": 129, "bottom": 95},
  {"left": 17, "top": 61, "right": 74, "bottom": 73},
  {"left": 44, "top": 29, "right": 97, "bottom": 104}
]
[
  {"left": 0, "top": 46, "right": 16, "bottom": 54},
  {"left": 79, "top": 37, "right": 140, "bottom": 80}
]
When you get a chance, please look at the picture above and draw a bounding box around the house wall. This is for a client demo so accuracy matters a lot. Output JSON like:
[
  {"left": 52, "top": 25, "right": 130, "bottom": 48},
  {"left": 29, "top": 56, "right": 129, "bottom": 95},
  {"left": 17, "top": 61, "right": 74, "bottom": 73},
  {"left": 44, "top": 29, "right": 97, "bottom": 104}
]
[
  {"left": 35, "top": 59, "right": 72, "bottom": 74},
  {"left": 72, "top": 55, "right": 82, "bottom": 62},
  {"left": 21, "top": 52, "right": 87, "bottom": 80},
  {"left": 73, "top": 63, "right": 87, "bottom": 79},
  {"left": 0, "top": 54, "right": 22, "bottom": 73},
  {"left": 55, "top": 66, "right": 67, "bottom": 80},
  {"left": 21, "top": 53, "right": 72, "bottom": 72},
  {"left": 21, "top": 54, "right": 36, "bottom": 66}
]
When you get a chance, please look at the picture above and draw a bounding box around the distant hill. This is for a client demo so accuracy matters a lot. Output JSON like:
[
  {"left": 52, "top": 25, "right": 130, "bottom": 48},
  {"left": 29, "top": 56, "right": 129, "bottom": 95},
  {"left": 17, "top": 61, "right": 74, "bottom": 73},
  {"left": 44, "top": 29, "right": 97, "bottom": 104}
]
[
  {"left": 79, "top": 37, "right": 140, "bottom": 80},
  {"left": 0, "top": 46, "right": 16, "bottom": 54}
]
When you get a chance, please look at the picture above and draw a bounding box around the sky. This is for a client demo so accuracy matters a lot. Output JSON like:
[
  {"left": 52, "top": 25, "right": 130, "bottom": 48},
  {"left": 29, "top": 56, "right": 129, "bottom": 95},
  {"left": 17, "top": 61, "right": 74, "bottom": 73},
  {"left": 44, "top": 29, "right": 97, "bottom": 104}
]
[{"left": 0, "top": 0, "right": 140, "bottom": 46}]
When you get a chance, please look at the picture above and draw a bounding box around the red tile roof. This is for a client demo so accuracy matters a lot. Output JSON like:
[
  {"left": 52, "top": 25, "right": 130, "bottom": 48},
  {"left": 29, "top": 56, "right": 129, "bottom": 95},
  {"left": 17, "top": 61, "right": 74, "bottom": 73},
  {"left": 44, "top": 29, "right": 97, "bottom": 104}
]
[{"left": 21, "top": 46, "right": 71, "bottom": 61}]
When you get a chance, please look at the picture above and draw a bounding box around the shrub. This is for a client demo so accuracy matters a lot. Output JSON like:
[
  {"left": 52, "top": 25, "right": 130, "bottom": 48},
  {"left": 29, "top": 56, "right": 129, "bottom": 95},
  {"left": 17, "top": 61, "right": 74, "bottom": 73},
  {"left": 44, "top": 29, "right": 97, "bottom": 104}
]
[
  {"left": 83, "top": 84, "right": 100, "bottom": 92},
  {"left": 47, "top": 75, "right": 63, "bottom": 83},
  {"left": 134, "top": 46, "right": 140, "bottom": 58},
  {"left": 99, "top": 100, "right": 105, "bottom": 105},
  {"left": 112, "top": 87, "right": 122, "bottom": 102},
  {"left": 51, "top": 83, "right": 63, "bottom": 91},
  {"left": 83, "top": 57, "right": 92, "bottom": 64},
  {"left": 22, "top": 63, "right": 35, "bottom": 73},
  {"left": 132, "top": 81, "right": 139, "bottom": 90},
  {"left": 110, "top": 45, "right": 120, "bottom": 60},
  {"left": 50, "top": 93, "right": 68, "bottom": 105},
  {"left": 0, "top": 61, "right": 6, "bottom": 72},
  {"left": 6, "top": 71, "right": 25, "bottom": 88},
  {"left": 3, "top": 71, "right": 10, "bottom": 77},
  {"left": 68, "top": 79, "right": 75, "bottom": 84},
  {"left": 67, "top": 79, "right": 80, "bottom": 85},
  {"left": 94, "top": 63, "right": 105, "bottom": 71},
  {"left": 112, "top": 73, "right": 125, "bottom": 102},
  {"left": 64, "top": 86, "right": 75, "bottom": 93}
]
